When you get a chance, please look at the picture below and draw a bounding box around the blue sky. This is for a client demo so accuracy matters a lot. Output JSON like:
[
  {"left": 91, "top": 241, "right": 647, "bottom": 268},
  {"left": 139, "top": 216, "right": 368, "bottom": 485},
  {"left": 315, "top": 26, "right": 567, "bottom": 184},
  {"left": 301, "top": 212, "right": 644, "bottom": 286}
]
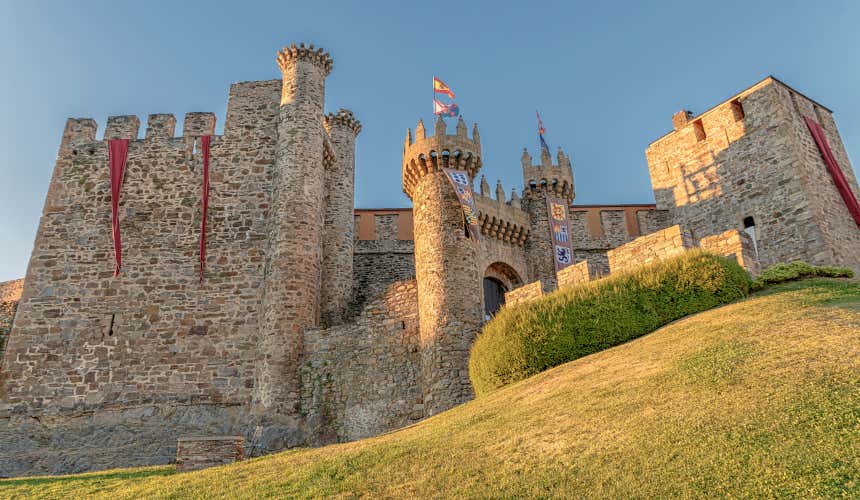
[{"left": 1, "top": 0, "right": 859, "bottom": 281}]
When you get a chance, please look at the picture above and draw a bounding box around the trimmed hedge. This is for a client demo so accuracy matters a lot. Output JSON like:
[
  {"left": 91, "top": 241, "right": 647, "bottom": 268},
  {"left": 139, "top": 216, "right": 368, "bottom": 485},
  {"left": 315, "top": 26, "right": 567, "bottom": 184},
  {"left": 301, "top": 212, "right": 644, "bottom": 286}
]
[
  {"left": 751, "top": 261, "right": 854, "bottom": 291},
  {"left": 469, "top": 250, "right": 751, "bottom": 396}
]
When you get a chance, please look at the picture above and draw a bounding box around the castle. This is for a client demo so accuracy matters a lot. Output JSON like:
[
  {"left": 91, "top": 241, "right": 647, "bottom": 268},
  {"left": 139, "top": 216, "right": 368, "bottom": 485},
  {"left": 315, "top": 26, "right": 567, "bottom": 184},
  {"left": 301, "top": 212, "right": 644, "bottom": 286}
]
[{"left": 1, "top": 43, "right": 858, "bottom": 476}]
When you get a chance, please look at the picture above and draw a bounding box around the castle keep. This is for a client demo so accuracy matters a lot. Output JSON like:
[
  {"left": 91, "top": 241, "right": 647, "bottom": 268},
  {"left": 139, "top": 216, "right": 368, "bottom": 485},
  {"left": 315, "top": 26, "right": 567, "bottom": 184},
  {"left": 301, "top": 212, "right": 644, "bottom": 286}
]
[{"left": 1, "top": 43, "right": 858, "bottom": 476}]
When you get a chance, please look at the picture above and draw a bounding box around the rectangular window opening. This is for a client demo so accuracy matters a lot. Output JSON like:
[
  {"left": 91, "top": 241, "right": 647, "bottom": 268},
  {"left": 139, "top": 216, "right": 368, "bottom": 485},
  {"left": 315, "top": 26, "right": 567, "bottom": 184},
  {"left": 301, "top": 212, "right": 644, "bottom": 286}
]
[
  {"left": 693, "top": 120, "right": 706, "bottom": 142},
  {"left": 731, "top": 100, "right": 745, "bottom": 121}
]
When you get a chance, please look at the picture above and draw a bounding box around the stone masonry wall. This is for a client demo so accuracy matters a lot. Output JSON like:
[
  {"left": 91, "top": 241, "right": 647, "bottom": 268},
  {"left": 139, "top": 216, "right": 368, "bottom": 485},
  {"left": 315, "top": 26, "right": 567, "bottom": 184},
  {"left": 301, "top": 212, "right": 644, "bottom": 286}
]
[
  {"left": 567, "top": 206, "right": 672, "bottom": 277},
  {"left": 351, "top": 211, "right": 416, "bottom": 317},
  {"left": 302, "top": 279, "right": 421, "bottom": 444},
  {"left": 504, "top": 280, "right": 544, "bottom": 306},
  {"left": 646, "top": 77, "right": 860, "bottom": 272},
  {"left": 607, "top": 225, "right": 694, "bottom": 274},
  {"left": 699, "top": 229, "right": 761, "bottom": 275},
  {"left": 0, "top": 78, "right": 280, "bottom": 475},
  {"left": 557, "top": 260, "right": 602, "bottom": 289},
  {"left": 775, "top": 84, "right": 860, "bottom": 272}
]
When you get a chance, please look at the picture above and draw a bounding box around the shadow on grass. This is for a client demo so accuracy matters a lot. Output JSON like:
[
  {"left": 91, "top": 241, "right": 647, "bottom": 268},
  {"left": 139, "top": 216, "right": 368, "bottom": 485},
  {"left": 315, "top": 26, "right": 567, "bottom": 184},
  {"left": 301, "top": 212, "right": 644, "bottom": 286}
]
[{"left": 0, "top": 466, "right": 175, "bottom": 487}]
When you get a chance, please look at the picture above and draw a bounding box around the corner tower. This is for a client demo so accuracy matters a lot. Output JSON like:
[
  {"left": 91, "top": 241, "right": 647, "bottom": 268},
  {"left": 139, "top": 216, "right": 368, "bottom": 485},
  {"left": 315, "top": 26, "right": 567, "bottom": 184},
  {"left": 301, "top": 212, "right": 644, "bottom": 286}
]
[
  {"left": 402, "top": 116, "right": 483, "bottom": 416},
  {"left": 255, "top": 43, "right": 333, "bottom": 423},
  {"left": 521, "top": 146, "right": 575, "bottom": 291}
]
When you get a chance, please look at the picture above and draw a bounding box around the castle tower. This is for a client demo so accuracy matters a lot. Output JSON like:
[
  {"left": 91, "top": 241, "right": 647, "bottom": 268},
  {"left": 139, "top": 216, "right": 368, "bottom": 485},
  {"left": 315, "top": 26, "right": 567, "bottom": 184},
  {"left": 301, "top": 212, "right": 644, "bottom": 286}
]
[
  {"left": 646, "top": 77, "right": 860, "bottom": 272},
  {"left": 521, "top": 146, "right": 575, "bottom": 291},
  {"left": 255, "top": 43, "right": 333, "bottom": 419},
  {"left": 321, "top": 109, "right": 362, "bottom": 326},
  {"left": 402, "top": 115, "right": 483, "bottom": 416}
]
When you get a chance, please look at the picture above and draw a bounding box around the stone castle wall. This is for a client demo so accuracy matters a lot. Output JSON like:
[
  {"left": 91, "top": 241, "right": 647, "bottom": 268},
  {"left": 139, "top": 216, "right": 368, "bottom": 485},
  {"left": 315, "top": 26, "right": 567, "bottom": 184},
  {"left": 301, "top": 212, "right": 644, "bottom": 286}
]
[
  {"left": 646, "top": 77, "right": 860, "bottom": 272},
  {"left": 557, "top": 260, "right": 602, "bottom": 289},
  {"left": 352, "top": 210, "right": 415, "bottom": 316},
  {"left": 568, "top": 205, "right": 672, "bottom": 275},
  {"left": 607, "top": 225, "right": 694, "bottom": 274},
  {"left": 0, "top": 79, "right": 283, "bottom": 475},
  {"left": 302, "top": 279, "right": 421, "bottom": 444},
  {"left": 504, "top": 280, "right": 544, "bottom": 306},
  {"left": 2, "top": 82, "right": 279, "bottom": 415}
]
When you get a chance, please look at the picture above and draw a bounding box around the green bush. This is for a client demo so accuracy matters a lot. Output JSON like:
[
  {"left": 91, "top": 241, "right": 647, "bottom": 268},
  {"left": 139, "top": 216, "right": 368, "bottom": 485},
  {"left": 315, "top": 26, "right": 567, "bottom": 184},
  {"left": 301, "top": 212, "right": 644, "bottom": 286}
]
[
  {"left": 469, "top": 250, "right": 751, "bottom": 396},
  {"left": 750, "top": 261, "right": 854, "bottom": 291}
]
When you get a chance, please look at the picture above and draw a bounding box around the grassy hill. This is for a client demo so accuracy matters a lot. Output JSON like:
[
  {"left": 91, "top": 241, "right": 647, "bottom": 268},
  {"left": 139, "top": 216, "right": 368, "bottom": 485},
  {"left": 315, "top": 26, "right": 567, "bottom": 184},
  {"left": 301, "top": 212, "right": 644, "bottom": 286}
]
[{"left": 3, "top": 278, "right": 859, "bottom": 498}]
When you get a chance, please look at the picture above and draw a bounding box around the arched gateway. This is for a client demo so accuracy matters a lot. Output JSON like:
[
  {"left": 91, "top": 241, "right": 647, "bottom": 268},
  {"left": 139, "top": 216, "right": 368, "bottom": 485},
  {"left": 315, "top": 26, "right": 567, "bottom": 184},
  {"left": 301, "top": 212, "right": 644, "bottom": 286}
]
[{"left": 483, "top": 262, "right": 523, "bottom": 319}]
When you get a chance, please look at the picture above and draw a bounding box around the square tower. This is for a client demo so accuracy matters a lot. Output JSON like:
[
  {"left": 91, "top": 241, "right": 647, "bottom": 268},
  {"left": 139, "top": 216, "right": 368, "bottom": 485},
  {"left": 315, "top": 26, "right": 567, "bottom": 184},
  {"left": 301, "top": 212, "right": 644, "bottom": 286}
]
[{"left": 646, "top": 77, "right": 860, "bottom": 272}]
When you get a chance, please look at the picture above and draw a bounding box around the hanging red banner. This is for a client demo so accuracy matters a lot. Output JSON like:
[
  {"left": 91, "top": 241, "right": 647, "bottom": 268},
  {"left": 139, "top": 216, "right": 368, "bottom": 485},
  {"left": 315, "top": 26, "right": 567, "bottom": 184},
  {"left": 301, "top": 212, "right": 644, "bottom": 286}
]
[
  {"left": 199, "top": 136, "right": 211, "bottom": 283},
  {"left": 546, "top": 196, "right": 573, "bottom": 272},
  {"left": 804, "top": 117, "right": 860, "bottom": 229},
  {"left": 442, "top": 168, "right": 481, "bottom": 241},
  {"left": 107, "top": 139, "right": 129, "bottom": 276}
]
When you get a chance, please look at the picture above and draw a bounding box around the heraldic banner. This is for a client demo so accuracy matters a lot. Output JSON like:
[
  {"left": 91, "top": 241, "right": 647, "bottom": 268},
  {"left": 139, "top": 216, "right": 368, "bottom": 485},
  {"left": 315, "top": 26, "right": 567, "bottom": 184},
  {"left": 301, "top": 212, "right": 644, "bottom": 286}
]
[
  {"left": 546, "top": 196, "right": 573, "bottom": 271},
  {"left": 442, "top": 168, "right": 482, "bottom": 241}
]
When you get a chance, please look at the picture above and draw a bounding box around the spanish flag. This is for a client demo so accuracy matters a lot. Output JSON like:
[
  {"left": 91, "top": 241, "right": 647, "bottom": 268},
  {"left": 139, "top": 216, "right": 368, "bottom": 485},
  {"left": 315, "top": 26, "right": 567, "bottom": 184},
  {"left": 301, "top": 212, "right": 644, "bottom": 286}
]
[{"left": 433, "top": 77, "right": 455, "bottom": 99}]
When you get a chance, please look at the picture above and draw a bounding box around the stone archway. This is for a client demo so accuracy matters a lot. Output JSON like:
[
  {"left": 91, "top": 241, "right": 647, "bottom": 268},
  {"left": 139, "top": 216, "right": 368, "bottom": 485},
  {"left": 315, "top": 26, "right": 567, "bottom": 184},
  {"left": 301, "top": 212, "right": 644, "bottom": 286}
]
[{"left": 482, "top": 262, "right": 523, "bottom": 320}]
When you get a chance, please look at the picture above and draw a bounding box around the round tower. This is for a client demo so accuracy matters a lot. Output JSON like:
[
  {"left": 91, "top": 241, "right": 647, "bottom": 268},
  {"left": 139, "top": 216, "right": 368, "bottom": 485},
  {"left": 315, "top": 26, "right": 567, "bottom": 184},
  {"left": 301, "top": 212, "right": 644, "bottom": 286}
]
[
  {"left": 255, "top": 43, "right": 333, "bottom": 421},
  {"left": 321, "top": 109, "right": 362, "bottom": 326},
  {"left": 402, "top": 115, "right": 483, "bottom": 416},
  {"left": 521, "top": 147, "right": 575, "bottom": 291}
]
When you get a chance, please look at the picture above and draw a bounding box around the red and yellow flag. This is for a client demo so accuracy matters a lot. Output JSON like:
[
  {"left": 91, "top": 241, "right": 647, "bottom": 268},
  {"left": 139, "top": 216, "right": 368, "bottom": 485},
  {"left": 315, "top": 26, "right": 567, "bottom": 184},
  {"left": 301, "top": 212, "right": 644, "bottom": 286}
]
[{"left": 433, "top": 77, "right": 455, "bottom": 99}]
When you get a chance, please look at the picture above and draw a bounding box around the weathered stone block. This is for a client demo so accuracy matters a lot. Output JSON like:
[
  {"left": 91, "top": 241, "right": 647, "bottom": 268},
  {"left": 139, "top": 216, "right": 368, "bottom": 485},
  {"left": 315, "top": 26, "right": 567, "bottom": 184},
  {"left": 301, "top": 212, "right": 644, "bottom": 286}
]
[{"left": 175, "top": 436, "right": 244, "bottom": 471}]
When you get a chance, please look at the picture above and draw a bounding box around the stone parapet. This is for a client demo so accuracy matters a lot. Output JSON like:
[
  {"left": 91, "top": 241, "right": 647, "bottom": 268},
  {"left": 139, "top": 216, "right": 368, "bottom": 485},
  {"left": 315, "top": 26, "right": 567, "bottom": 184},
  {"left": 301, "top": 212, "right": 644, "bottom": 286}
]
[
  {"left": 505, "top": 280, "right": 544, "bottom": 306},
  {"left": 402, "top": 116, "right": 482, "bottom": 199},
  {"left": 607, "top": 225, "right": 694, "bottom": 274},
  {"left": 557, "top": 260, "right": 602, "bottom": 289},
  {"left": 699, "top": 229, "right": 761, "bottom": 275},
  {"left": 175, "top": 436, "right": 244, "bottom": 471}
]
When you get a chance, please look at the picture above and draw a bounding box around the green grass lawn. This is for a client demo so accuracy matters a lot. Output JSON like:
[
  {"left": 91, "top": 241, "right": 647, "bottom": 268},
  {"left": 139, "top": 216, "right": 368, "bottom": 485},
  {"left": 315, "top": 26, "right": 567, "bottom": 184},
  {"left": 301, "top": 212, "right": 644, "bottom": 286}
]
[{"left": 3, "top": 278, "right": 859, "bottom": 498}]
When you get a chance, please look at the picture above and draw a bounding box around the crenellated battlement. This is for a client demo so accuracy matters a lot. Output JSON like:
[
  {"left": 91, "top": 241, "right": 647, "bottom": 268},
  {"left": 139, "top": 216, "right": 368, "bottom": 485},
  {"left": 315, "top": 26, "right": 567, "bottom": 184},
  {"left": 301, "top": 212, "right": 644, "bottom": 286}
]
[
  {"left": 521, "top": 147, "right": 575, "bottom": 201},
  {"left": 276, "top": 42, "right": 333, "bottom": 76},
  {"left": 60, "top": 112, "right": 219, "bottom": 150},
  {"left": 402, "top": 116, "right": 482, "bottom": 199},
  {"left": 324, "top": 108, "right": 362, "bottom": 135}
]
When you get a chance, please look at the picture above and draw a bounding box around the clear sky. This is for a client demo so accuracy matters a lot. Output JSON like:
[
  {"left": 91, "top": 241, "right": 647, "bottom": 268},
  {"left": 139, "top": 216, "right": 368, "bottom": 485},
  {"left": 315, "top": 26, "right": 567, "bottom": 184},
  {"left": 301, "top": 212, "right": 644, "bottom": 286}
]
[{"left": 1, "top": 0, "right": 859, "bottom": 281}]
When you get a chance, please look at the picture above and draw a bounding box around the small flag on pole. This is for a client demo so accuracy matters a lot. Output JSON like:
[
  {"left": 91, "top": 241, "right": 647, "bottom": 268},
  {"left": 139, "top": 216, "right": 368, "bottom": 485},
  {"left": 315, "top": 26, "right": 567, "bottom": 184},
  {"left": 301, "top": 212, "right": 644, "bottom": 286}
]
[
  {"left": 433, "top": 77, "right": 455, "bottom": 99},
  {"left": 537, "top": 111, "right": 549, "bottom": 153},
  {"left": 434, "top": 99, "right": 460, "bottom": 117}
]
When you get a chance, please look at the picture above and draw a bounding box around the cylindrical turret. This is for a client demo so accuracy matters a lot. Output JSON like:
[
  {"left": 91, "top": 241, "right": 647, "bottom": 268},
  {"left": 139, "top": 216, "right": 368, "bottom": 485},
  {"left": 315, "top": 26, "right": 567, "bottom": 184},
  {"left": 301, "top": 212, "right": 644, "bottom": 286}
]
[
  {"left": 521, "top": 147, "right": 575, "bottom": 291},
  {"left": 321, "top": 109, "right": 362, "bottom": 326},
  {"left": 255, "top": 43, "right": 332, "bottom": 418},
  {"left": 403, "top": 115, "right": 483, "bottom": 416}
]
